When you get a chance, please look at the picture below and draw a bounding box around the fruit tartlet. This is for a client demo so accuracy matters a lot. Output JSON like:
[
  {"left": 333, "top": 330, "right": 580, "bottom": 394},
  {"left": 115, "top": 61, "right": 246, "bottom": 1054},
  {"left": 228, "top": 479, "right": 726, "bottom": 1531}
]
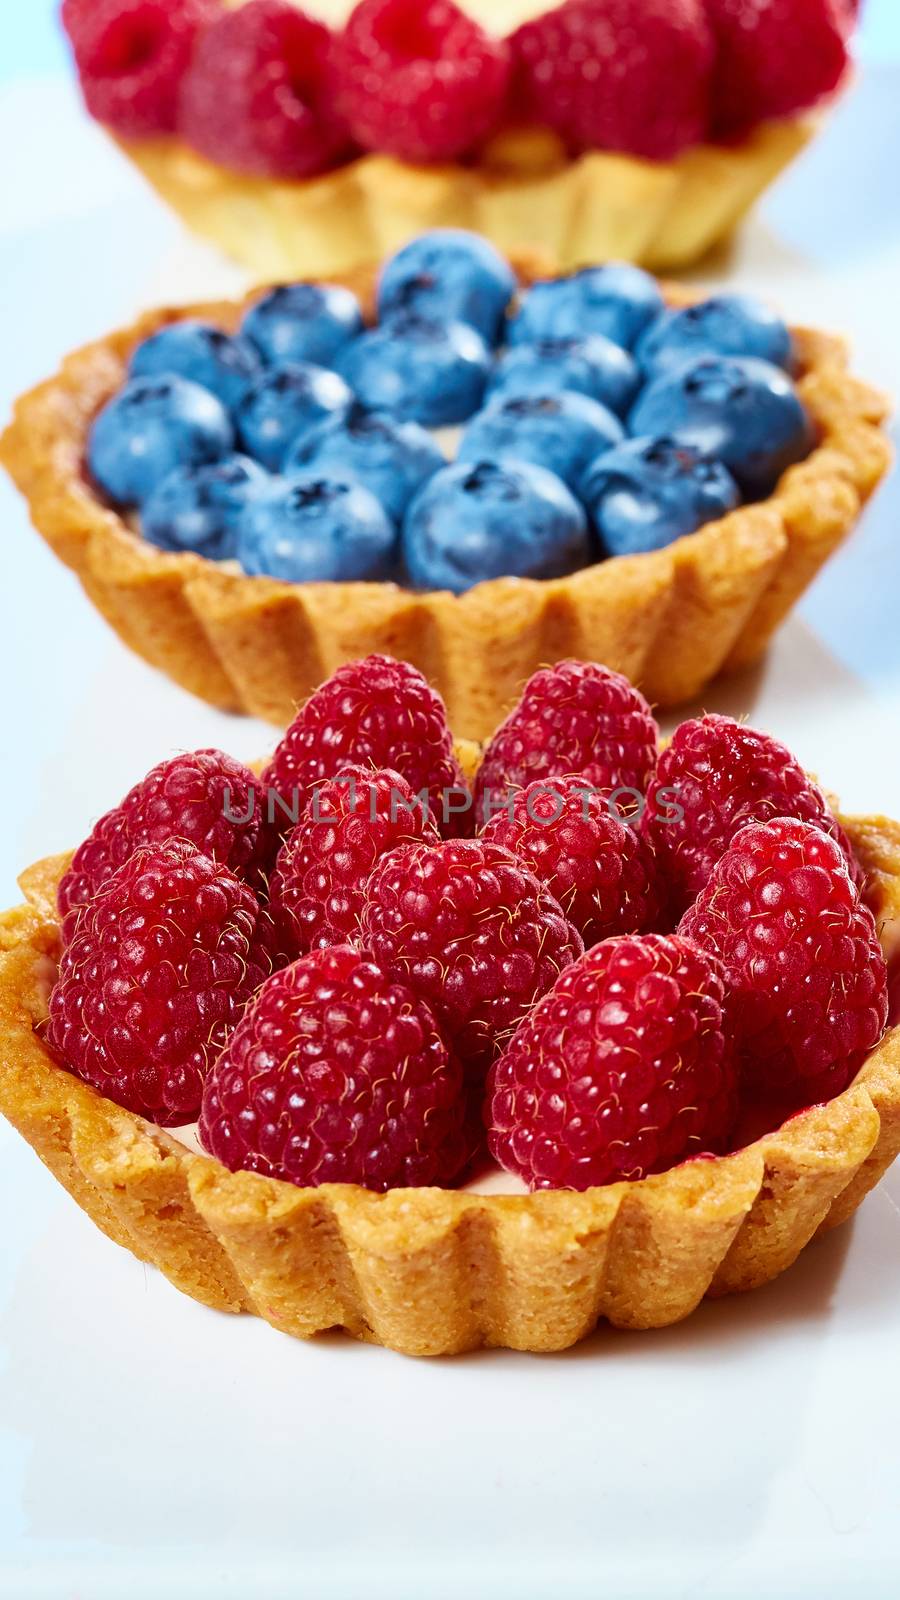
[
  {"left": 61, "top": 0, "right": 856, "bottom": 277},
  {"left": 2, "top": 654, "right": 900, "bottom": 1356},
  {"left": 1, "top": 231, "right": 890, "bottom": 740}
]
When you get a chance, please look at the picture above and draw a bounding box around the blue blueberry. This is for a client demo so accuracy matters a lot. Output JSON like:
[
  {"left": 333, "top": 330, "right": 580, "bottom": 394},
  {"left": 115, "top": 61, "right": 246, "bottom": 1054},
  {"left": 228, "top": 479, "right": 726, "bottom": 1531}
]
[
  {"left": 129, "top": 320, "right": 264, "bottom": 411},
  {"left": 629, "top": 354, "right": 813, "bottom": 498},
  {"left": 141, "top": 454, "right": 268, "bottom": 560},
  {"left": 636, "top": 294, "right": 793, "bottom": 377},
  {"left": 581, "top": 436, "right": 741, "bottom": 558},
  {"left": 403, "top": 459, "right": 589, "bottom": 594},
  {"left": 88, "top": 375, "right": 233, "bottom": 507},
  {"left": 237, "top": 470, "right": 397, "bottom": 583},
  {"left": 457, "top": 390, "right": 624, "bottom": 492},
  {"left": 335, "top": 314, "right": 490, "bottom": 427},
  {"left": 285, "top": 401, "right": 444, "bottom": 525},
  {"left": 242, "top": 283, "right": 364, "bottom": 368},
  {"left": 377, "top": 229, "right": 516, "bottom": 344},
  {"left": 236, "top": 362, "right": 352, "bottom": 471},
  {"left": 508, "top": 264, "right": 664, "bottom": 352},
  {"left": 487, "top": 335, "right": 640, "bottom": 417}
]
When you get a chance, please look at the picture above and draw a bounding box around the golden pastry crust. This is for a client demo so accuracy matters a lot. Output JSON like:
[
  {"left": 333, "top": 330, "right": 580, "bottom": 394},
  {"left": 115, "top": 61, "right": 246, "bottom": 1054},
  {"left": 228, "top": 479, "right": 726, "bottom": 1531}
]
[
  {"left": 0, "top": 265, "right": 891, "bottom": 740},
  {"left": 116, "top": 117, "right": 819, "bottom": 280},
  {"left": 2, "top": 813, "right": 900, "bottom": 1358}
]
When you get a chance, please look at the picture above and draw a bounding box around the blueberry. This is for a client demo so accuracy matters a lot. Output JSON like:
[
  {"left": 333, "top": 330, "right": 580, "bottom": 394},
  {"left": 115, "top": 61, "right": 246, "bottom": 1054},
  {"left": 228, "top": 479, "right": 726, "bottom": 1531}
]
[
  {"left": 237, "top": 470, "right": 397, "bottom": 582},
  {"left": 457, "top": 390, "right": 624, "bottom": 492},
  {"left": 487, "top": 335, "right": 640, "bottom": 418},
  {"left": 629, "top": 354, "right": 813, "bottom": 498},
  {"left": 508, "top": 265, "right": 665, "bottom": 352},
  {"left": 129, "top": 320, "right": 264, "bottom": 411},
  {"left": 236, "top": 362, "right": 352, "bottom": 471},
  {"left": 403, "top": 459, "right": 589, "bottom": 595},
  {"left": 285, "top": 401, "right": 444, "bottom": 525},
  {"left": 242, "top": 282, "right": 364, "bottom": 368},
  {"left": 335, "top": 313, "right": 490, "bottom": 427},
  {"left": 581, "top": 436, "right": 741, "bottom": 557},
  {"left": 636, "top": 294, "right": 793, "bottom": 377},
  {"left": 88, "top": 375, "right": 234, "bottom": 507},
  {"left": 377, "top": 229, "right": 516, "bottom": 344},
  {"left": 141, "top": 454, "right": 268, "bottom": 560}
]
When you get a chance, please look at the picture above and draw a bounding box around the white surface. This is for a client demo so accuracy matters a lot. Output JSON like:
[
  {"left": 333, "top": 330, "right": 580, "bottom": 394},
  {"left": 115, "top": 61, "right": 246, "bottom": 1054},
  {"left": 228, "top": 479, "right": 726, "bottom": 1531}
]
[{"left": 2, "top": 68, "right": 900, "bottom": 1600}]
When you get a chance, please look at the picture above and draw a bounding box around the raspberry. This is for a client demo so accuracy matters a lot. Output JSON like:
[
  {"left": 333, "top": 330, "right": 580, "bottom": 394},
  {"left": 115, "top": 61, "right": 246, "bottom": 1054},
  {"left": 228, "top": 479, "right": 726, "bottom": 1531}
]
[
  {"left": 199, "top": 945, "right": 468, "bottom": 1189},
  {"left": 512, "top": 0, "right": 714, "bottom": 162},
  {"left": 269, "top": 764, "right": 440, "bottom": 959},
  {"left": 706, "top": 0, "right": 849, "bottom": 137},
  {"left": 679, "top": 818, "right": 888, "bottom": 1106},
  {"left": 359, "top": 838, "right": 583, "bottom": 1076},
  {"left": 641, "top": 714, "right": 861, "bottom": 919},
  {"left": 481, "top": 775, "right": 661, "bottom": 948},
  {"left": 178, "top": 0, "right": 348, "bottom": 178},
  {"left": 57, "top": 748, "right": 273, "bottom": 942},
  {"left": 332, "top": 0, "right": 511, "bottom": 163},
  {"left": 488, "top": 934, "right": 736, "bottom": 1190},
  {"left": 47, "top": 840, "right": 272, "bottom": 1127},
  {"left": 263, "top": 655, "right": 468, "bottom": 838},
  {"left": 473, "top": 660, "right": 659, "bottom": 829},
  {"left": 62, "top": 0, "right": 217, "bottom": 139}
]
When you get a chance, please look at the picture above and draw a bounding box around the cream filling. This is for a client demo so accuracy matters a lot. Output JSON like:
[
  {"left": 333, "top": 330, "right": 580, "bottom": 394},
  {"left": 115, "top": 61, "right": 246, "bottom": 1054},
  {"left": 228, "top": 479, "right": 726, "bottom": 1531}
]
[
  {"left": 166, "top": 1121, "right": 529, "bottom": 1194},
  {"left": 283, "top": 0, "right": 559, "bottom": 34}
]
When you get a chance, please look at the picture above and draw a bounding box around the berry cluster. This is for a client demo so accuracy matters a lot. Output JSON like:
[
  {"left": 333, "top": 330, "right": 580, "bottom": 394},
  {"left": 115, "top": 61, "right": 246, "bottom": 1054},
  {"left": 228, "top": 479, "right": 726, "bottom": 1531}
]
[
  {"left": 87, "top": 229, "right": 812, "bottom": 592},
  {"left": 48, "top": 653, "right": 889, "bottom": 1195},
  {"left": 63, "top": 0, "right": 854, "bottom": 172}
]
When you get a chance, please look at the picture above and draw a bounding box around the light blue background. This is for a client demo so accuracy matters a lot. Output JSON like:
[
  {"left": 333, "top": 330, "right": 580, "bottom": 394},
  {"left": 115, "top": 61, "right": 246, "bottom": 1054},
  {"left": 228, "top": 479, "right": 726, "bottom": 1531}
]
[{"left": 2, "top": 0, "right": 900, "bottom": 82}]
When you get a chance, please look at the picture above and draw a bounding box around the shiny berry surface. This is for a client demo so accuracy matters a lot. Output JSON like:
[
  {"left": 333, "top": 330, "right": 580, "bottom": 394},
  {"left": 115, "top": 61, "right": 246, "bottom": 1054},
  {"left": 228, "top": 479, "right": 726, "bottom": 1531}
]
[
  {"left": 57, "top": 749, "right": 273, "bottom": 941},
  {"left": 679, "top": 817, "right": 888, "bottom": 1106},
  {"left": 481, "top": 775, "right": 661, "bottom": 948},
  {"left": 360, "top": 838, "right": 583, "bottom": 1076},
  {"left": 642, "top": 714, "right": 861, "bottom": 918},
  {"left": 269, "top": 764, "right": 440, "bottom": 959},
  {"left": 473, "top": 660, "right": 659, "bottom": 828},
  {"left": 48, "top": 840, "right": 271, "bottom": 1126},
  {"left": 489, "top": 934, "right": 736, "bottom": 1190},
  {"left": 199, "top": 945, "right": 468, "bottom": 1189}
]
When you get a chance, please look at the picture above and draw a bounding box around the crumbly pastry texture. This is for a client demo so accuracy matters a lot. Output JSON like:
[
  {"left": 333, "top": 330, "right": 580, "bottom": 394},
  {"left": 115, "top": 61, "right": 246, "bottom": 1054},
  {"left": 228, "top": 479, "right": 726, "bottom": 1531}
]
[
  {"left": 1, "top": 261, "right": 891, "bottom": 742},
  {"left": 115, "top": 117, "right": 818, "bottom": 280},
  {"left": 2, "top": 806, "right": 900, "bottom": 1358}
]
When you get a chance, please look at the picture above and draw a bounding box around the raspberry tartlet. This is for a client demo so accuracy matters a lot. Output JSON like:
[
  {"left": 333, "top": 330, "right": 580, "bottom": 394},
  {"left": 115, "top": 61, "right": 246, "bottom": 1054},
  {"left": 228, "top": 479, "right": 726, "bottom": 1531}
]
[
  {"left": 1, "top": 236, "right": 890, "bottom": 739},
  {"left": 2, "top": 655, "right": 900, "bottom": 1357},
  {"left": 61, "top": 0, "right": 854, "bottom": 277}
]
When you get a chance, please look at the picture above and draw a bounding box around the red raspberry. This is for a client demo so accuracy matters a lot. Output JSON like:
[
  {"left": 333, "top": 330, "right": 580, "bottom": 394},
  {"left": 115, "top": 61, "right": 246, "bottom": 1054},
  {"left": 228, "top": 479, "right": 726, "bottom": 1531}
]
[
  {"left": 488, "top": 933, "right": 736, "bottom": 1190},
  {"left": 199, "top": 945, "right": 468, "bottom": 1188},
  {"left": 178, "top": 0, "right": 348, "bottom": 178},
  {"left": 679, "top": 818, "right": 888, "bottom": 1107},
  {"left": 641, "top": 714, "right": 861, "bottom": 920},
  {"left": 359, "top": 838, "right": 583, "bottom": 1076},
  {"left": 474, "top": 660, "right": 659, "bottom": 829},
  {"left": 512, "top": 0, "right": 714, "bottom": 162},
  {"left": 332, "top": 0, "right": 511, "bottom": 163},
  {"left": 481, "top": 775, "right": 661, "bottom": 948},
  {"left": 47, "top": 840, "right": 272, "bottom": 1127},
  {"left": 263, "top": 655, "right": 468, "bottom": 838},
  {"left": 705, "top": 0, "right": 849, "bottom": 138},
  {"left": 57, "top": 748, "right": 273, "bottom": 942},
  {"left": 62, "top": 0, "right": 217, "bottom": 139},
  {"left": 269, "top": 764, "right": 440, "bottom": 959}
]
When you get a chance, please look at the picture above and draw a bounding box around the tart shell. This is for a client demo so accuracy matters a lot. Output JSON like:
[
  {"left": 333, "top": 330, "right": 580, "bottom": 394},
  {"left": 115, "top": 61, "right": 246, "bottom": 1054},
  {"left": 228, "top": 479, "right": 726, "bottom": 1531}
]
[
  {"left": 116, "top": 118, "right": 818, "bottom": 281},
  {"left": 0, "top": 267, "right": 891, "bottom": 741},
  {"left": 2, "top": 813, "right": 900, "bottom": 1359}
]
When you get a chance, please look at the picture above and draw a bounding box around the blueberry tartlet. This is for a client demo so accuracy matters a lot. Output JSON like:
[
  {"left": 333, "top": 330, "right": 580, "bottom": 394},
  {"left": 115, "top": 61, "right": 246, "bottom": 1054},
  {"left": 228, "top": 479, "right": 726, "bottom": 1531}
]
[
  {"left": 2, "top": 653, "right": 900, "bottom": 1356},
  {"left": 60, "top": 0, "right": 855, "bottom": 278},
  {"left": 1, "top": 231, "right": 891, "bottom": 738}
]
